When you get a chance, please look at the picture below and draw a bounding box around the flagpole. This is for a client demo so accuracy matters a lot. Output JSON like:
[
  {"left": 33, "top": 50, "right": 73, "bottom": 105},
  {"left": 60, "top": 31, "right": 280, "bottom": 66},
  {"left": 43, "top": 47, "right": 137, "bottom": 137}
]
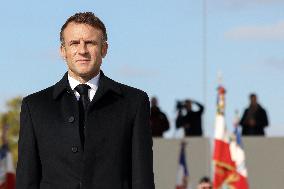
[
  {"left": 202, "top": 0, "right": 207, "bottom": 109},
  {"left": 202, "top": 0, "right": 211, "bottom": 179}
]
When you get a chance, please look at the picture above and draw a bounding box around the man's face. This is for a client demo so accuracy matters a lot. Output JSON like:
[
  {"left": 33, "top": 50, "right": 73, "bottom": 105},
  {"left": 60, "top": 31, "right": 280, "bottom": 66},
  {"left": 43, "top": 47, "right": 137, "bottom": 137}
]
[
  {"left": 151, "top": 97, "right": 158, "bottom": 107},
  {"left": 250, "top": 95, "right": 257, "bottom": 106},
  {"left": 60, "top": 22, "right": 108, "bottom": 80},
  {"left": 185, "top": 101, "right": 192, "bottom": 111},
  {"left": 198, "top": 182, "right": 212, "bottom": 189}
]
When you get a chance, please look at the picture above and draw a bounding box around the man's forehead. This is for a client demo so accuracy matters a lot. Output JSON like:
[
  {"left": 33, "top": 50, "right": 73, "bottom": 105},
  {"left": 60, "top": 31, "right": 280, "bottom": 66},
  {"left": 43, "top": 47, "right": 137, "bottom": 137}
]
[{"left": 63, "top": 22, "right": 103, "bottom": 40}]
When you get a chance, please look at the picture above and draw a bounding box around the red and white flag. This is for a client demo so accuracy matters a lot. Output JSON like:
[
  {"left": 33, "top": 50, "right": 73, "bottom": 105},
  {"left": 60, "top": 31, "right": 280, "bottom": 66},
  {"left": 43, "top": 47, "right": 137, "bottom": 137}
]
[
  {"left": 0, "top": 124, "right": 15, "bottom": 189},
  {"left": 212, "top": 85, "right": 236, "bottom": 189},
  {"left": 228, "top": 112, "right": 249, "bottom": 189}
]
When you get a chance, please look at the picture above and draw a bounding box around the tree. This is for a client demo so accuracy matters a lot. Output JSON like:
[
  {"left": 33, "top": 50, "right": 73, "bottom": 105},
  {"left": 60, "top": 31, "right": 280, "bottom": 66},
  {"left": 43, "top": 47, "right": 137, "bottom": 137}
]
[{"left": 0, "top": 96, "right": 23, "bottom": 167}]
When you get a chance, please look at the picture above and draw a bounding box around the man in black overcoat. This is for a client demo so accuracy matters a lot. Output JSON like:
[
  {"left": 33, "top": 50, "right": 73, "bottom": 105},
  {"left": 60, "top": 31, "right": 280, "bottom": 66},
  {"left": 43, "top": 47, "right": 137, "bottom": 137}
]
[
  {"left": 240, "top": 93, "right": 269, "bottom": 136},
  {"left": 16, "top": 12, "right": 155, "bottom": 189},
  {"left": 150, "top": 97, "right": 169, "bottom": 137}
]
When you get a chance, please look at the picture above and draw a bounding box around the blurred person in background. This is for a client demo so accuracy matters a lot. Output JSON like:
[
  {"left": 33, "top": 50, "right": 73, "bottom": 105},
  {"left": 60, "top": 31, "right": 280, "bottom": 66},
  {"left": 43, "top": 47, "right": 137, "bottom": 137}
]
[
  {"left": 197, "top": 176, "right": 212, "bottom": 189},
  {"left": 240, "top": 93, "right": 269, "bottom": 136},
  {"left": 150, "top": 97, "right": 169, "bottom": 137},
  {"left": 176, "top": 99, "right": 204, "bottom": 136}
]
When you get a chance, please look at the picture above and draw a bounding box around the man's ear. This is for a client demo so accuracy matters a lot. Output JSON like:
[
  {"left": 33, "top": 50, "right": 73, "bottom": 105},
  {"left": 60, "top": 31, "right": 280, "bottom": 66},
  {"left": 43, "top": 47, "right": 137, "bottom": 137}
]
[
  {"left": 60, "top": 45, "right": 67, "bottom": 60},
  {"left": 101, "top": 42, "right": 108, "bottom": 58}
]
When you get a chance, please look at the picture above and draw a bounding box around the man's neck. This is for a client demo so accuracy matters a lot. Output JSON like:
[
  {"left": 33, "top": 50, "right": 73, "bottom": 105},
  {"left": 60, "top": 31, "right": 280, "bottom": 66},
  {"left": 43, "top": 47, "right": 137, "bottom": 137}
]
[{"left": 68, "top": 70, "right": 99, "bottom": 84}]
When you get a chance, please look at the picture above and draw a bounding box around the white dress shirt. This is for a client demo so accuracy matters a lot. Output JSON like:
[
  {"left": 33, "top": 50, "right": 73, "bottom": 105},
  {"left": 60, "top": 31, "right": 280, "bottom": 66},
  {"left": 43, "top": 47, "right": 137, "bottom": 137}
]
[{"left": 68, "top": 73, "right": 100, "bottom": 101}]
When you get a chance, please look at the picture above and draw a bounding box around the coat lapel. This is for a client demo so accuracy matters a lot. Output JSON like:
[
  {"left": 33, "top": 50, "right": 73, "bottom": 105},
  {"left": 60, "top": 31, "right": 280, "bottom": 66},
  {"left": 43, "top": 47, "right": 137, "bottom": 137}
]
[
  {"left": 52, "top": 72, "right": 82, "bottom": 149},
  {"left": 52, "top": 73, "right": 79, "bottom": 120},
  {"left": 52, "top": 72, "right": 73, "bottom": 100},
  {"left": 88, "top": 71, "right": 122, "bottom": 110}
]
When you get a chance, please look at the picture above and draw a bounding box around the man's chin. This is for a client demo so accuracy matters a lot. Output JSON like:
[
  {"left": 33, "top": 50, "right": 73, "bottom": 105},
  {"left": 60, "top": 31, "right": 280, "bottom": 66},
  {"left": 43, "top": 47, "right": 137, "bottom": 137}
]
[
  {"left": 68, "top": 68, "right": 100, "bottom": 79},
  {"left": 78, "top": 71, "right": 99, "bottom": 78}
]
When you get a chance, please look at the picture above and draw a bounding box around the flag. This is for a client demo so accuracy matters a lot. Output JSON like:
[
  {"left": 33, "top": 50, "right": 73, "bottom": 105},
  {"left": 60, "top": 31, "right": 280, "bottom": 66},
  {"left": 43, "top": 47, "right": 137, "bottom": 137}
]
[
  {"left": 0, "top": 124, "right": 15, "bottom": 189},
  {"left": 213, "top": 85, "right": 236, "bottom": 189},
  {"left": 176, "top": 141, "right": 190, "bottom": 189},
  {"left": 228, "top": 113, "right": 249, "bottom": 189},
  {"left": 0, "top": 145, "right": 15, "bottom": 189}
]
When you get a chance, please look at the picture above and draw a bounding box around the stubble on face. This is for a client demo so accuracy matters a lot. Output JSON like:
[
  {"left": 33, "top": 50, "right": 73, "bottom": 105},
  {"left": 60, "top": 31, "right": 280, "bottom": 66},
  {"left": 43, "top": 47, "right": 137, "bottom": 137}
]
[{"left": 60, "top": 22, "right": 108, "bottom": 83}]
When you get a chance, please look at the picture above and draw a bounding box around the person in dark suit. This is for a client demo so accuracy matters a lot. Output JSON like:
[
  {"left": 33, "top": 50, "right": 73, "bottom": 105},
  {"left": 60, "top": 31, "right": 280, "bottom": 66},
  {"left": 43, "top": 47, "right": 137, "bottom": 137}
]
[
  {"left": 16, "top": 12, "right": 155, "bottom": 189},
  {"left": 240, "top": 93, "right": 269, "bottom": 136},
  {"left": 150, "top": 97, "right": 169, "bottom": 137},
  {"left": 176, "top": 99, "right": 204, "bottom": 136}
]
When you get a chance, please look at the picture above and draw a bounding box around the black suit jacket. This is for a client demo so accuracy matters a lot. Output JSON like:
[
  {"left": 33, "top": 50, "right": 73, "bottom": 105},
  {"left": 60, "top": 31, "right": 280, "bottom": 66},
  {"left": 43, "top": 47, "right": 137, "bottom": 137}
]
[
  {"left": 240, "top": 104, "right": 268, "bottom": 136},
  {"left": 16, "top": 71, "right": 155, "bottom": 189}
]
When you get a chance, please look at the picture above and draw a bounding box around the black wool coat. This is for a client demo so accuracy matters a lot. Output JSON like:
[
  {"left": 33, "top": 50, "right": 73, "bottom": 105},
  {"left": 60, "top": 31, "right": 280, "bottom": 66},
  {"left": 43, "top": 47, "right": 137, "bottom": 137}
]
[
  {"left": 240, "top": 104, "right": 269, "bottom": 136},
  {"left": 16, "top": 71, "right": 155, "bottom": 189}
]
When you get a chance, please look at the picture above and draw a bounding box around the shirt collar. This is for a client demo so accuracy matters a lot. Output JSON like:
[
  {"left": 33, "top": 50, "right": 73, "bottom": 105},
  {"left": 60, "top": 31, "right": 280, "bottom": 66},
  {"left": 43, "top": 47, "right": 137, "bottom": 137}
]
[
  {"left": 68, "top": 72, "right": 100, "bottom": 91},
  {"left": 52, "top": 70, "right": 123, "bottom": 100}
]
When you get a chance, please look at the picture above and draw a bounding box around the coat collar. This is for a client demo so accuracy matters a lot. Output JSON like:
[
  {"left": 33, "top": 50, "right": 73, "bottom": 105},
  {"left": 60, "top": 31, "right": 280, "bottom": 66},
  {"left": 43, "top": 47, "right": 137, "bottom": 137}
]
[{"left": 53, "top": 70, "right": 122, "bottom": 100}]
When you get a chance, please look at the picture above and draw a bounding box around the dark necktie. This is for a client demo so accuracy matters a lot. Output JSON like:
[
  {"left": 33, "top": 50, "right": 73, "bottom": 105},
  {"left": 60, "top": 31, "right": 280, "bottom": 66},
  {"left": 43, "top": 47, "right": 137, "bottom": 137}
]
[
  {"left": 75, "top": 84, "right": 91, "bottom": 111},
  {"left": 75, "top": 84, "right": 91, "bottom": 150}
]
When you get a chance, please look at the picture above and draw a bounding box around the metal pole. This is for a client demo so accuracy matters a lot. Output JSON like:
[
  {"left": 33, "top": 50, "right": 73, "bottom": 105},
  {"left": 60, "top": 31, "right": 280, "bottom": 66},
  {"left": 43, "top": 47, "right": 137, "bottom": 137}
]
[{"left": 203, "top": 0, "right": 207, "bottom": 133}]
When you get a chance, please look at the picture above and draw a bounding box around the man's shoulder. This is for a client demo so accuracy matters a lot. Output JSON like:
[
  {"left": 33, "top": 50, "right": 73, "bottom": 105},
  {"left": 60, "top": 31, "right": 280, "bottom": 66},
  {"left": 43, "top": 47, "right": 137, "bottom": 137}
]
[
  {"left": 119, "top": 82, "right": 147, "bottom": 97},
  {"left": 257, "top": 104, "right": 267, "bottom": 113},
  {"left": 23, "top": 73, "right": 68, "bottom": 104},
  {"left": 23, "top": 85, "right": 55, "bottom": 105},
  {"left": 106, "top": 76, "right": 148, "bottom": 100}
]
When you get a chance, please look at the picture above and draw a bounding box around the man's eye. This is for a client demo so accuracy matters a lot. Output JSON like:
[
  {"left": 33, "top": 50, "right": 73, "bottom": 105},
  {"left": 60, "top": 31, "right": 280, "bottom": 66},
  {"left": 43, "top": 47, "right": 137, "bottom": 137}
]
[
  {"left": 86, "top": 41, "right": 97, "bottom": 46},
  {"left": 70, "top": 42, "right": 79, "bottom": 46}
]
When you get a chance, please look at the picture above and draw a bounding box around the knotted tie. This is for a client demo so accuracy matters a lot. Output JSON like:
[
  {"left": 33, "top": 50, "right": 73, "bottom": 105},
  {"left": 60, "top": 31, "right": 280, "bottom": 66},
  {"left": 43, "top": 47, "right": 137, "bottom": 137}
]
[
  {"left": 75, "top": 84, "right": 91, "bottom": 149},
  {"left": 75, "top": 84, "right": 91, "bottom": 111}
]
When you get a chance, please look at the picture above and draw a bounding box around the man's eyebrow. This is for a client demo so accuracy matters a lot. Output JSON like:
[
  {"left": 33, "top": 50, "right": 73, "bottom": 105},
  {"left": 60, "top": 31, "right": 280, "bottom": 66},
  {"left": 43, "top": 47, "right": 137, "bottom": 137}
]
[
  {"left": 68, "top": 40, "right": 80, "bottom": 44},
  {"left": 85, "top": 40, "right": 98, "bottom": 43},
  {"left": 68, "top": 39, "right": 98, "bottom": 43}
]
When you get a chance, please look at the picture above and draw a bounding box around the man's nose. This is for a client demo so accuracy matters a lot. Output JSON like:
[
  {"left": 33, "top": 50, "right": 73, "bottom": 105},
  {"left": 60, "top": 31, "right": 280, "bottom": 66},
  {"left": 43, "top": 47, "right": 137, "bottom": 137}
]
[{"left": 78, "top": 41, "right": 88, "bottom": 54}]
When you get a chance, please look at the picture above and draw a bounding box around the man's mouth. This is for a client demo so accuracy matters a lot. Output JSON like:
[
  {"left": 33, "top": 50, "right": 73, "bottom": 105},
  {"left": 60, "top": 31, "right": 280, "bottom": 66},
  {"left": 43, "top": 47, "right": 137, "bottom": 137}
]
[{"left": 76, "top": 59, "right": 90, "bottom": 63}]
